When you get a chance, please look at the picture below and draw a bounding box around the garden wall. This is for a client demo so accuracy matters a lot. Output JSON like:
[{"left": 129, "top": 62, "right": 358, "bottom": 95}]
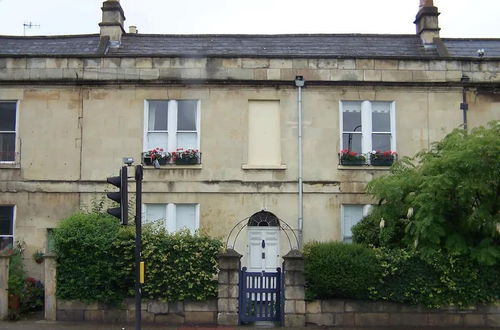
[
  {"left": 56, "top": 299, "right": 217, "bottom": 325},
  {"left": 306, "top": 299, "right": 500, "bottom": 328}
]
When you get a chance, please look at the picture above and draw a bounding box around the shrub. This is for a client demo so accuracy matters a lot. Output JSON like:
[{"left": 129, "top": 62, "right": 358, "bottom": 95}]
[
  {"left": 303, "top": 241, "right": 381, "bottom": 300},
  {"left": 364, "top": 122, "right": 500, "bottom": 265},
  {"left": 370, "top": 248, "right": 500, "bottom": 308},
  {"left": 54, "top": 212, "right": 222, "bottom": 304},
  {"left": 117, "top": 224, "right": 222, "bottom": 301},
  {"left": 352, "top": 207, "right": 408, "bottom": 249},
  {"left": 54, "top": 212, "right": 127, "bottom": 305}
]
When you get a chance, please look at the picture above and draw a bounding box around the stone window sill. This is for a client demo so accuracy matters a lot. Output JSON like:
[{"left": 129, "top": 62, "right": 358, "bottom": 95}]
[
  {"left": 0, "top": 162, "right": 21, "bottom": 169},
  {"left": 242, "top": 164, "right": 287, "bottom": 170},
  {"left": 143, "top": 164, "right": 202, "bottom": 170}
]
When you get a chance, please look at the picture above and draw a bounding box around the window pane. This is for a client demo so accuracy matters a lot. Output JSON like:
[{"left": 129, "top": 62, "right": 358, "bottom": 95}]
[
  {"left": 372, "top": 133, "right": 391, "bottom": 151},
  {"left": 145, "top": 204, "right": 166, "bottom": 224},
  {"left": 176, "top": 204, "right": 196, "bottom": 232},
  {"left": 0, "top": 133, "right": 15, "bottom": 161},
  {"left": 177, "top": 132, "right": 197, "bottom": 150},
  {"left": 0, "top": 237, "right": 13, "bottom": 250},
  {"left": 0, "top": 102, "right": 16, "bottom": 131},
  {"left": 147, "top": 132, "right": 168, "bottom": 151},
  {"left": 372, "top": 102, "right": 391, "bottom": 132},
  {"left": 343, "top": 205, "right": 364, "bottom": 242},
  {"left": 342, "top": 101, "right": 362, "bottom": 132},
  {"left": 177, "top": 100, "right": 197, "bottom": 131},
  {"left": 148, "top": 101, "right": 168, "bottom": 131},
  {"left": 342, "top": 133, "right": 362, "bottom": 154},
  {"left": 0, "top": 206, "right": 13, "bottom": 235}
]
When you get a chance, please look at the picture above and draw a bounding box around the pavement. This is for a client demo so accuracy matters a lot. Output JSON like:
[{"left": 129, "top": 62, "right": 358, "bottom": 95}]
[
  {"left": 1, "top": 320, "right": 499, "bottom": 330},
  {"left": 0, "top": 315, "right": 497, "bottom": 330}
]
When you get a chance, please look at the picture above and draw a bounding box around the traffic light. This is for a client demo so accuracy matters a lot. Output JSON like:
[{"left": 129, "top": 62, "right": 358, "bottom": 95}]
[{"left": 107, "top": 166, "right": 128, "bottom": 225}]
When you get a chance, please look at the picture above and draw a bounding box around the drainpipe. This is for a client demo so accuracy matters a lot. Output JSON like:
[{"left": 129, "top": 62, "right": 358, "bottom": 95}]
[
  {"left": 295, "top": 76, "right": 305, "bottom": 249},
  {"left": 460, "top": 74, "right": 470, "bottom": 131}
]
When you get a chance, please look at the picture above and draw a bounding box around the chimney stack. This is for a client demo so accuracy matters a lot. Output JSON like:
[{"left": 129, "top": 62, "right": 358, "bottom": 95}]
[
  {"left": 414, "top": 0, "right": 440, "bottom": 45},
  {"left": 99, "top": 0, "right": 126, "bottom": 48},
  {"left": 129, "top": 26, "right": 138, "bottom": 34}
]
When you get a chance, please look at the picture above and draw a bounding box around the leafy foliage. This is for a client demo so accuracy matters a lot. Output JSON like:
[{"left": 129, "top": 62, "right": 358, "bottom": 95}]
[
  {"left": 116, "top": 224, "right": 222, "bottom": 301},
  {"left": 303, "top": 241, "right": 381, "bottom": 300},
  {"left": 303, "top": 242, "right": 500, "bottom": 307},
  {"left": 370, "top": 248, "right": 500, "bottom": 308},
  {"left": 54, "top": 213, "right": 128, "bottom": 305},
  {"left": 54, "top": 212, "right": 222, "bottom": 304},
  {"left": 354, "top": 122, "right": 500, "bottom": 264}
]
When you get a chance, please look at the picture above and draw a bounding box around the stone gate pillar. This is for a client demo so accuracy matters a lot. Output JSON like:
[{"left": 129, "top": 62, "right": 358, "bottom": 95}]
[
  {"left": 217, "top": 248, "right": 241, "bottom": 326},
  {"left": 0, "top": 255, "right": 9, "bottom": 320},
  {"left": 43, "top": 253, "right": 57, "bottom": 321},
  {"left": 283, "top": 249, "right": 305, "bottom": 327}
]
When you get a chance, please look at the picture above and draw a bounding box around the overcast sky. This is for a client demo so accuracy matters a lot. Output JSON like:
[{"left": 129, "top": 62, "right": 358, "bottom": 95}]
[{"left": 0, "top": 0, "right": 499, "bottom": 38}]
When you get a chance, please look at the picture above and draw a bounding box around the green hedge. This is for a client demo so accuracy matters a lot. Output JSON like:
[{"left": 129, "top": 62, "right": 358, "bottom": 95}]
[
  {"left": 304, "top": 241, "right": 500, "bottom": 308},
  {"left": 54, "top": 213, "right": 222, "bottom": 305},
  {"left": 303, "top": 241, "right": 381, "bottom": 300}
]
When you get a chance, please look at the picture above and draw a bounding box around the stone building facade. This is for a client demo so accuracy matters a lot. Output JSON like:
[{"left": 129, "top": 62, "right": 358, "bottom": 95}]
[{"left": 0, "top": 0, "right": 499, "bottom": 278}]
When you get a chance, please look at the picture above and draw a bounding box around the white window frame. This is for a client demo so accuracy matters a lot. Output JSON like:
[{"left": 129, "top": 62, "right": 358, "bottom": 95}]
[
  {"left": 0, "top": 205, "right": 16, "bottom": 248},
  {"left": 0, "top": 100, "right": 20, "bottom": 164},
  {"left": 143, "top": 203, "right": 200, "bottom": 234},
  {"left": 143, "top": 100, "right": 201, "bottom": 153},
  {"left": 339, "top": 100, "right": 396, "bottom": 155},
  {"left": 341, "top": 204, "right": 371, "bottom": 242}
]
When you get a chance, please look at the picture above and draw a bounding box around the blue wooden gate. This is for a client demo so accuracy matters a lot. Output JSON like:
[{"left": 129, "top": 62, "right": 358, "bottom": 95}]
[{"left": 239, "top": 267, "right": 282, "bottom": 324}]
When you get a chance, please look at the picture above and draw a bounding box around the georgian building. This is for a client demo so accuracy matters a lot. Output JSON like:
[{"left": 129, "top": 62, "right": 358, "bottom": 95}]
[{"left": 1, "top": 0, "right": 499, "bottom": 277}]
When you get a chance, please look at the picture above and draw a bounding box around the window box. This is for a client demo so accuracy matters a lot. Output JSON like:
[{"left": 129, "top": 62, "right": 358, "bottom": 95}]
[
  {"left": 369, "top": 150, "right": 397, "bottom": 166},
  {"left": 339, "top": 149, "right": 366, "bottom": 166},
  {"left": 340, "top": 158, "right": 366, "bottom": 166},
  {"left": 370, "top": 158, "right": 394, "bottom": 166},
  {"left": 142, "top": 152, "right": 170, "bottom": 166},
  {"left": 175, "top": 157, "right": 200, "bottom": 165}
]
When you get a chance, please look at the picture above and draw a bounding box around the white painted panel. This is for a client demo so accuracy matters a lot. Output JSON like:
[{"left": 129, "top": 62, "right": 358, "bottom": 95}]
[
  {"left": 247, "top": 227, "right": 280, "bottom": 272},
  {"left": 147, "top": 132, "right": 168, "bottom": 150},
  {"left": 145, "top": 204, "right": 167, "bottom": 225},
  {"left": 176, "top": 204, "right": 197, "bottom": 233}
]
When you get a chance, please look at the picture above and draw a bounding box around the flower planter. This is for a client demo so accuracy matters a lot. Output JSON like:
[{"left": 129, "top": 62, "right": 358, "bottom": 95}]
[
  {"left": 340, "top": 159, "right": 366, "bottom": 166},
  {"left": 370, "top": 158, "right": 394, "bottom": 166},
  {"left": 143, "top": 157, "right": 169, "bottom": 166},
  {"left": 8, "top": 293, "right": 20, "bottom": 312},
  {"left": 175, "top": 158, "right": 199, "bottom": 165}
]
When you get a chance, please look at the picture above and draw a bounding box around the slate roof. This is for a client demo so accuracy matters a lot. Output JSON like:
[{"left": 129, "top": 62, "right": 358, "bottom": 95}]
[{"left": 1, "top": 33, "right": 500, "bottom": 59}]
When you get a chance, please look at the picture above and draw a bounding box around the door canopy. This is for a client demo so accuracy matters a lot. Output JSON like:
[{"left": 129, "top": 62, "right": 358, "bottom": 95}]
[{"left": 248, "top": 210, "right": 279, "bottom": 227}]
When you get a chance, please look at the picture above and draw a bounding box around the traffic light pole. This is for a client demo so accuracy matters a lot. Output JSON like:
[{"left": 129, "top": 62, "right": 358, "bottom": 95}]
[{"left": 134, "top": 165, "right": 143, "bottom": 330}]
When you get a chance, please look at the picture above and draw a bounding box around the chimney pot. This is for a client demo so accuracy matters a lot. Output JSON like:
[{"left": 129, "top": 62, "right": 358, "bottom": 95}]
[
  {"left": 129, "top": 26, "right": 138, "bottom": 34},
  {"left": 420, "top": 0, "right": 434, "bottom": 7}
]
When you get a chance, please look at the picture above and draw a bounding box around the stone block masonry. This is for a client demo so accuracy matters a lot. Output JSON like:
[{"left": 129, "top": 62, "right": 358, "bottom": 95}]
[
  {"left": 56, "top": 298, "right": 218, "bottom": 325},
  {"left": 305, "top": 299, "right": 500, "bottom": 328}
]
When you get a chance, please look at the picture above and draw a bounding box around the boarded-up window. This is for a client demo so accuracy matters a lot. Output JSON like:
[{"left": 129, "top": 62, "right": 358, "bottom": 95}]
[{"left": 248, "top": 101, "right": 281, "bottom": 166}]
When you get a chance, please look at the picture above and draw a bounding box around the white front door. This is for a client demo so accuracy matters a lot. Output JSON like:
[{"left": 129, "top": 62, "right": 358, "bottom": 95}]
[{"left": 247, "top": 227, "right": 280, "bottom": 272}]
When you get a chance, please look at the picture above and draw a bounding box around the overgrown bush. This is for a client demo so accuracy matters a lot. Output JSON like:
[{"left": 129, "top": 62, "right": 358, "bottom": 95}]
[
  {"left": 359, "top": 122, "right": 500, "bottom": 265},
  {"left": 370, "top": 248, "right": 500, "bottom": 308},
  {"left": 116, "top": 224, "right": 222, "bottom": 301},
  {"left": 352, "top": 206, "right": 409, "bottom": 249},
  {"left": 303, "top": 241, "right": 381, "bottom": 300},
  {"left": 303, "top": 241, "right": 500, "bottom": 308},
  {"left": 54, "top": 212, "right": 222, "bottom": 305},
  {"left": 54, "top": 213, "right": 128, "bottom": 304}
]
